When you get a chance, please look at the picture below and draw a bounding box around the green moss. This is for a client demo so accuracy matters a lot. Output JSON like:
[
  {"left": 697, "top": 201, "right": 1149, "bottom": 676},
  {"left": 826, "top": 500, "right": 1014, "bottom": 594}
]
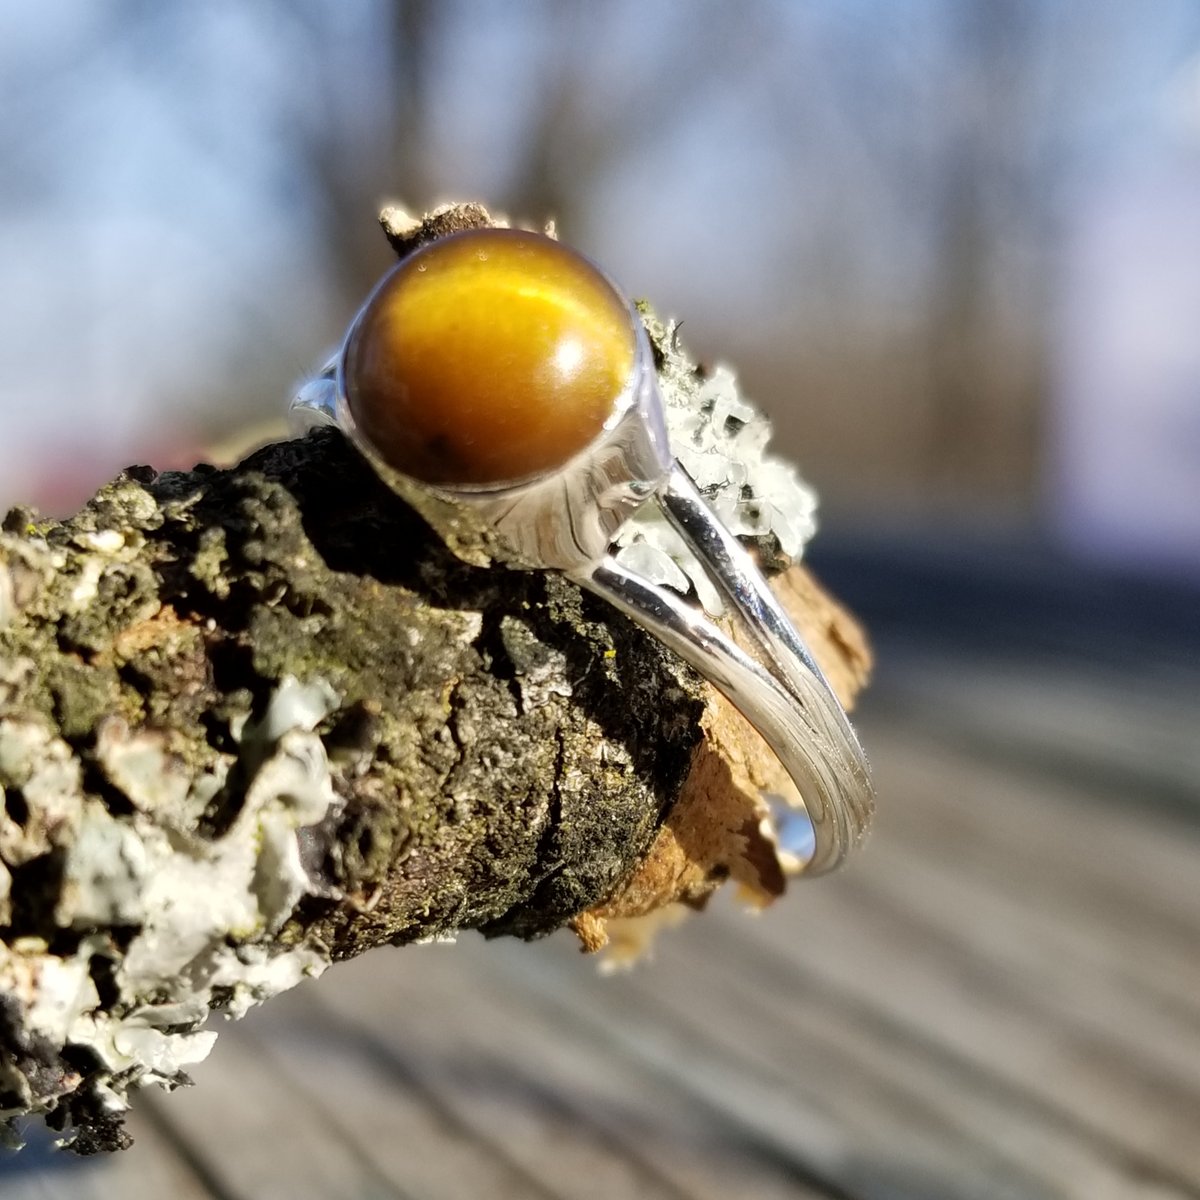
[
  {"left": 188, "top": 527, "right": 230, "bottom": 597},
  {"left": 45, "top": 658, "right": 121, "bottom": 741}
]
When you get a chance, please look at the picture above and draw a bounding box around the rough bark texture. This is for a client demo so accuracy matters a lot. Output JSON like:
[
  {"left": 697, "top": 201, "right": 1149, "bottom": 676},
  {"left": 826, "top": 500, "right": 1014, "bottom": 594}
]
[
  {"left": 0, "top": 203, "right": 871, "bottom": 1153},
  {"left": 0, "top": 432, "right": 710, "bottom": 1148}
]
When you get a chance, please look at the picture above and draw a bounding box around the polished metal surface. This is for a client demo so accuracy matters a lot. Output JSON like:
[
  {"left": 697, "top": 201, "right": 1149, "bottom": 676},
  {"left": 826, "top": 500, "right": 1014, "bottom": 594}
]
[
  {"left": 290, "top": 270, "right": 874, "bottom": 874},
  {"left": 294, "top": 305, "right": 673, "bottom": 571},
  {"left": 573, "top": 466, "right": 872, "bottom": 874}
]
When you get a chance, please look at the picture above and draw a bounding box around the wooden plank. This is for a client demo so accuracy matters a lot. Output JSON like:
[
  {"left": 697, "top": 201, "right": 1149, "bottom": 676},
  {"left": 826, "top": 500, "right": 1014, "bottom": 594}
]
[
  {"left": 872, "top": 721, "right": 1200, "bottom": 950},
  {"left": 394, "top": 712, "right": 1200, "bottom": 1198},
  {"left": 139, "top": 1018, "right": 409, "bottom": 1200},
  {"left": 864, "top": 719, "right": 1200, "bottom": 1035},
  {"left": 302, "top": 946, "right": 837, "bottom": 1200},
  {"left": 245, "top": 987, "right": 570, "bottom": 1200},
  {"left": 811, "top": 534, "right": 1200, "bottom": 815},
  {"left": 711, "top": 724, "right": 1200, "bottom": 1187},
  {"left": 305, "top": 951, "right": 688, "bottom": 1200},
  {"left": 875, "top": 651, "right": 1200, "bottom": 811},
  {"left": 494, "top": 931, "right": 1195, "bottom": 1200},
  {"left": 866, "top": 784, "right": 1200, "bottom": 1051}
]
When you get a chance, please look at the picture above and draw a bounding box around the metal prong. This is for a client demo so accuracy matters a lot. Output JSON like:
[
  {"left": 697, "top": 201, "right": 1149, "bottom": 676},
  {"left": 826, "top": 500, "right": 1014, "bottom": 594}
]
[{"left": 288, "top": 354, "right": 340, "bottom": 435}]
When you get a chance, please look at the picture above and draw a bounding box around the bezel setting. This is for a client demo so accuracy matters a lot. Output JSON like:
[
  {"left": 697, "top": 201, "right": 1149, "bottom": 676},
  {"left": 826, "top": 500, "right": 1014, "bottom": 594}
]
[{"left": 290, "top": 229, "right": 875, "bottom": 876}]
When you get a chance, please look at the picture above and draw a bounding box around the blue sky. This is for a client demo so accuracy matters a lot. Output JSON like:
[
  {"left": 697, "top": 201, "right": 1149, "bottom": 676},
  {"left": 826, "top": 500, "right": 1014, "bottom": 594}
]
[{"left": 0, "top": 1, "right": 1196, "bottom": 532}]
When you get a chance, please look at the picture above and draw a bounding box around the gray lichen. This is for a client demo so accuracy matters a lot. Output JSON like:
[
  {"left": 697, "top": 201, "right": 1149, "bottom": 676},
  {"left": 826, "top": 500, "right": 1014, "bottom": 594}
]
[
  {"left": 0, "top": 668, "right": 335, "bottom": 1150},
  {"left": 616, "top": 313, "right": 818, "bottom": 614}
]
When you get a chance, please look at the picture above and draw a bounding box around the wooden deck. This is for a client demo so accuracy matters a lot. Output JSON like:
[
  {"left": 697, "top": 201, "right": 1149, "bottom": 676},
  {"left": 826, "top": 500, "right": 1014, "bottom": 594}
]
[{"left": 4, "top": 534, "right": 1198, "bottom": 1199}]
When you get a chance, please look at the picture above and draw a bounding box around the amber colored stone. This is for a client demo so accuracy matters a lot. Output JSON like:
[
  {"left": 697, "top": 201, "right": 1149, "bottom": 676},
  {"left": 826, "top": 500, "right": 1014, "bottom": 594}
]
[{"left": 345, "top": 228, "right": 637, "bottom": 487}]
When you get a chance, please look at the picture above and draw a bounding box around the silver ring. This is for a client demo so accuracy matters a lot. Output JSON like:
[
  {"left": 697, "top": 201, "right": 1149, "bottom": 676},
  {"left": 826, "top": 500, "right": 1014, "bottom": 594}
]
[{"left": 289, "top": 227, "right": 873, "bottom": 875}]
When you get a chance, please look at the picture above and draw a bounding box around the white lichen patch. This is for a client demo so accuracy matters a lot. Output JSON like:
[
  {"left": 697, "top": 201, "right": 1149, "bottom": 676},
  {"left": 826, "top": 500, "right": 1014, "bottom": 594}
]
[
  {"left": 0, "top": 657, "right": 36, "bottom": 711},
  {"left": 616, "top": 354, "right": 819, "bottom": 616},
  {"left": 57, "top": 801, "right": 150, "bottom": 928},
  {"left": 0, "top": 719, "right": 85, "bottom": 865},
  {"left": 245, "top": 729, "right": 339, "bottom": 930},
  {"left": 67, "top": 556, "right": 107, "bottom": 610},
  {"left": 117, "top": 679, "right": 340, "bottom": 994},
  {"left": 0, "top": 559, "right": 14, "bottom": 631},
  {"left": 117, "top": 834, "right": 261, "bottom": 987},
  {"left": 106, "top": 1022, "right": 217, "bottom": 1082},
  {"left": 0, "top": 538, "right": 58, "bottom": 628},
  {"left": 0, "top": 675, "right": 342, "bottom": 1137},
  {"left": 511, "top": 644, "right": 574, "bottom": 713},
  {"left": 254, "top": 674, "right": 340, "bottom": 744},
  {"left": 55, "top": 521, "right": 149, "bottom": 614},
  {"left": 207, "top": 943, "right": 329, "bottom": 1021},
  {"left": 95, "top": 718, "right": 194, "bottom": 815},
  {"left": 21, "top": 952, "right": 96, "bottom": 1049},
  {"left": 81, "top": 529, "right": 126, "bottom": 556}
]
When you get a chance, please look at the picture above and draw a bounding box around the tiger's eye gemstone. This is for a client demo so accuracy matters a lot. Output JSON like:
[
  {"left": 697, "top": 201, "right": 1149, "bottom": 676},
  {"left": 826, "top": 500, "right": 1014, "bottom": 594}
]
[{"left": 345, "top": 228, "right": 637, "bottom": 487}]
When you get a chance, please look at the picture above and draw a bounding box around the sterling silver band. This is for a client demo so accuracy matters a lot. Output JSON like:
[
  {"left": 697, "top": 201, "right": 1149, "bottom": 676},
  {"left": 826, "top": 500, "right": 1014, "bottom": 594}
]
[
  {"left": 292, "top": 285, "right": 874, "bottom": 876},
  {"left": 573, "top": 466, "right": 871, "bottom": 875}
]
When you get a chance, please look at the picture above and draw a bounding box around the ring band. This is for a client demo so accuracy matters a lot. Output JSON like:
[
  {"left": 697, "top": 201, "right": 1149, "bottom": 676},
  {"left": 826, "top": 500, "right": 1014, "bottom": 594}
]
[{"left": 290, "top": 228, "right": 873, "bottom": 875}]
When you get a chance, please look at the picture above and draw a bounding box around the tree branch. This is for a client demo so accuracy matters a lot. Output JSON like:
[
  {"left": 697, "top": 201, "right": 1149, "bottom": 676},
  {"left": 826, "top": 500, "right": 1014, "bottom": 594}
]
[{"left": 0, "top": 205, "right": 870, "bottom": 1153}]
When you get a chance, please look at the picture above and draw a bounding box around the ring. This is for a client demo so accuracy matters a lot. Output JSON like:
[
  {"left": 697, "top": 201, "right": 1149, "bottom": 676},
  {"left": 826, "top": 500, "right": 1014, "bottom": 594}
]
[{"left": 290, "top": 226, "right": 873, "bottom": 875}]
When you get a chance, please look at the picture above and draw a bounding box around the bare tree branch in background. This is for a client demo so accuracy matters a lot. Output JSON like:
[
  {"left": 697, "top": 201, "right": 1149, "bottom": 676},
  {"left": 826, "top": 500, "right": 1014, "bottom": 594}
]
[
  {"left": 285, "top": 0, "right": 773, "bottom": 306},
  {"left": 1, "top": 0, "right": 1191, "bottom": 519},
  {"left": 281, "top": 0, "right": 444, "bottom": 309},
  {"left": 921, "top": 0, "right": 1048, "bottom": 500}
]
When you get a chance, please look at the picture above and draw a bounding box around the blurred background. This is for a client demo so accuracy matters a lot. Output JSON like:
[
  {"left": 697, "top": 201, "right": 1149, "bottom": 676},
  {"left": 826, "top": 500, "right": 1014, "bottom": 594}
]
[
  {"left": 2, "top": 3, "right": 1199, "bottom": 1196},
  {"left": 2, "top": 0, "right": 1199, "bottom": 573}
]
